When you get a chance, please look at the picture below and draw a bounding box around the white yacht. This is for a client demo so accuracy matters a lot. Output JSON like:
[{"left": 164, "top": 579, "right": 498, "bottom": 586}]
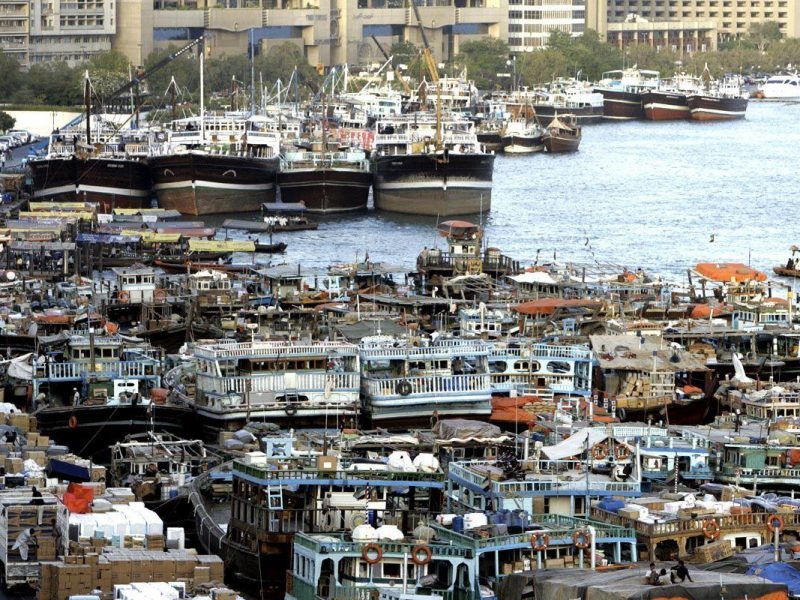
[{"left": 759, "top": 72, "right": 800, "bottom": 99}]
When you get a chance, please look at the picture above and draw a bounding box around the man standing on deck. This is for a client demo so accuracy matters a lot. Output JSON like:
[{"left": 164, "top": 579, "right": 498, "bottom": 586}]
[{"left": 72, "top": 387, "right": 81, "bottom": 406}]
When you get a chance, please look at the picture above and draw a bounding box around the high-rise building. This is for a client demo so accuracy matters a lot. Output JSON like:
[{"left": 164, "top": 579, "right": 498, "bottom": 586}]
[
  {"left": 507, "top": 0, "right": 587, "bottom": 51},
  {"left": 29, "top": 0, "right": 116, "bottom": 65}
]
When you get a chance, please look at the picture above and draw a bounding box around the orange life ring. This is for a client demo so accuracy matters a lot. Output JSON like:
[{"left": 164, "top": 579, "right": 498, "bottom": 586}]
[
  {"left": 105, "top": 321, "right": 119, "bottom": 335},
  {"left": 573, "top": 529, "right": 590, "bottom": 549},
  {"left": 768, "top": 515, "right": 784, "bottom": 533},
  {"left": 411, "top": 544, "right": 432, "bottom": 566},
  {"left": 154, "top": 289, "right": 167, "bottom": 302},
  {"left": 615, "top": 445, "right": 631, "bottom": 460},
  {"left": 118, "top": 291, "right": 130, "bottom": 304},
  {"left": 68, "top": 415, "right": 78, "bottom": 429},
  {"left": 703, "top": 518, "right": 720, "bottom": 540},
  {"left": 592, "top": 444, "right": 609, "bottom": 461},
  {"left": 530, "top": 532, "right": 549, "bottom": 551},
  {"left": 362, "top": 543, "right": 382, "bottom": 565}
]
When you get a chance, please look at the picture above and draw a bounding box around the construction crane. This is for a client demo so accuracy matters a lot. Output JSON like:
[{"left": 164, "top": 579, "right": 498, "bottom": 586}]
[
  {"left": 408, "top": 0, "right": 439, "bottom": 83},
  {"left": 370, "top": 35, "right": 413, "bottom": 95}
]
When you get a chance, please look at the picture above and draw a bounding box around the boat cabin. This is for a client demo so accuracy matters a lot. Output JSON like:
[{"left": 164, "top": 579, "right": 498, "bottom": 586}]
[
  {"left": 359, "top": 336, "right": 493, "bottom": 422},
  {"left": 113, "top": 266, "right": 156, "bottom": 304}
]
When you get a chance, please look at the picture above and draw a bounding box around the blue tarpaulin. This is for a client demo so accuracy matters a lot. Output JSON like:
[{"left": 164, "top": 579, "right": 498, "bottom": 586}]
[
  {"left": 76, "top": 233, "right": 140, "bottom": 244},
  {"left": 746, "top": 561, "right": 800, "bottom": 595}
]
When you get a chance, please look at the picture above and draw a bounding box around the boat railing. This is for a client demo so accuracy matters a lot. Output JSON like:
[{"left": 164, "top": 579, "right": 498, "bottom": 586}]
[
  {"left": 293, "top": 532, "right": 470, "bottom": 558},
  {"left": 643, "top": 466, "right": 713, "bottom": 480},
  {"left": 360, "top": 342, "right": 489, "bottom": 360},
  {"left": 448, "top": 459, "right": 639, "bottom": 495},
  {"left": 239, "top": 506, "right": 428, "bottom": 535},
  {"left": 193, "top": 340, "right": 358, "bottom": 359},
  {"left": 418, "top": 251, "right": 518, "bottom": 273},
  {"left": 589, "top": 506, "right": 799, "bottom": 538},
  {"left": 363, "top": 373, "right": 491, "bottom": 398},
  {"left": 719, "top": 465, "right": 800, "bottom": 480},
  {"left": 489, "top": 344, "right": 592, "bottom": 360},
  {"left": 233, "top": 460, "right": 443, "bottom": 484},
  {"left": 287, "top": 575, "right": 469, "bottom": 600},
  {"left": 431, "top": 518, "right": 634, "bottom": 550},
  {"left": 197, "top": 371, "right": 360, "bottom": 396},
  {"left": 41, "top": 360, "right": 160, "bottom": 381}
]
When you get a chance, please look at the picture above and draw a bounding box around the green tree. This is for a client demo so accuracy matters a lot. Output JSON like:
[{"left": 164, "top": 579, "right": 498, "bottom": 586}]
[
  {"left": 0, "top": 53, "right": 23, "bottom": 101},
  {"left": 517, "top": 49, "right": 570, "bottom": 86},
  {"left": 388, "top": 40, "right": 424, "bottom": 85},
  {"left": 454, "top": 37, "right": 510, "bottom": 90},
  {"left": 88, "top": 50, "right": 131, "bottom": 74},
  {"left": 0, "top": 111, "right": 15, "bottom": 133},
  {"left": 748, "top": 21, "right": 782, "bottom": 53},
  {"left": 768, "top": 38, "right": 800, "bottom": 70},
  {"left": 23, "top": 63, "right": 82, "bottom": 105},
  {"left": 142, "top": 45, "right": 200, "bottom": 108}
]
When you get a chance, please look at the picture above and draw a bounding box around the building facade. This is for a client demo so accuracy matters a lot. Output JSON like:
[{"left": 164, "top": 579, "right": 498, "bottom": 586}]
[
  {"left": 606, "top": 17, "right": 718, "bottom": 52},
  {"left": 508, "top": 0, "right": 587, "bottom": 51},
  {"left": 29, "top": 0, "right": 116, "bottom": 65},
  {"left": 107, "top": 0, "right": 508, "bottom": 68},
  {"left": 0, "top": 0, "right": 29, "bottom": 67},
  {"left": 594, "top": 0, "right": 800, "bottom": 40}
]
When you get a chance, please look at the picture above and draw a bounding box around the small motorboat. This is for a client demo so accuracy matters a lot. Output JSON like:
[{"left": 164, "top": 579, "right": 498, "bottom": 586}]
[
  {"left": 774, "top": 245, "right": 800, "bottom": 278},
  {"left": 543, "top": 114, "right": 582, "bottom": 153}
]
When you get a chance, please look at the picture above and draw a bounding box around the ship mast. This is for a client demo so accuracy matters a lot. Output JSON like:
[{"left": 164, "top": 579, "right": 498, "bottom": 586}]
[
  {"left": 435, "top": 84, "right": 442, "bottom": 150},
  {"left": 84, "top": 71, "right": 91, "bottom": 145},
  {"left": 199, "top": 42, "right": 205, "bottom": 144}
]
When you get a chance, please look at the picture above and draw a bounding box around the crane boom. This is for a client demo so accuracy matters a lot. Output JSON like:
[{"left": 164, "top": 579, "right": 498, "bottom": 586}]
[
  {"left": 409, "top": 0, "right": 439, "bottom": 82},
  {"left": 370, "top": 35, "right": 413, "bottom": 94},
  {"left": 94, "top": 36, "right": 205, "bottom": 112}
]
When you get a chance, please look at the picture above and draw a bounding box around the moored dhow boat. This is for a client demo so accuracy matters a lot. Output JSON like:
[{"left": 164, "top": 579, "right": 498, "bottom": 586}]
[
  {"left": 501, "top": 117, "right": 544, "bottom": 154},
  {"left": 29, "top": 123, "right": 152, "bottom": 212},
  {"left": 688, "top": 75, "right": 749, "bottom": 121},
  {"left": 594, "top": 68, "right": 660, "bottom": 121},
  {"left": 150, "top": 114, "right": 281, "bottom": 216},
  {"left": 475, "top": 118, "right": 506, "bottom": 152},
  {"left": 642, "top": 73, "right": 701, "bottom": 121},
  {"left": 181, "top": 340, "right": 360, "bottom": 438},
  {"left": 371, "top": 115, "right": 495, "bottom": 216},
  {"left": 359, "top": 335, "right": 493, "bottom": 424},
  {"left": 28, "top": 331, "right": 194, "bottom": 458},
  {"left": 542, "top": 114, "right": 582, "bottom": 153},
  {"left": 278, "top": 148, "right": 372, "bottom": 213}
]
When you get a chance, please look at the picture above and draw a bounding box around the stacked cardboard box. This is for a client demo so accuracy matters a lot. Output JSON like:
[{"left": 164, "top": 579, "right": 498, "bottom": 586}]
[{"left": 38, "top": 549, "right": 226, "bottom": 600}]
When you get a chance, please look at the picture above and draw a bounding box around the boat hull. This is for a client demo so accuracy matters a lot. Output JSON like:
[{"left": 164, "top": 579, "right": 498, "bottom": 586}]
[
  {"left": 29, "top": 156, "right": 151, "bottom": 212},
  {"left": 642, "top": 91, "right": 690, "bottom": 121},
  {"left": 34, "top": 404, "right": 196, "bottom": 461},
  {"left": 544, "top": 135, "right": 580, "bottom": 153},
  {"left": 372, "top": 153, "right": 494, "bottom": 215},
  {"left": 278, "top": 167, "right": 371, "bottom": 213},
  {"left": 688, "top": 95, "right": 748, "bottom": 121},
  {"left": 502, "top": 134, "right": 544, "bottom": 154},
  {"left": 595, "top": 88, "right": 645, "bottom": 120},
  {"left": 151, "top": 153, "right": 278, "bottom": 216},
  {"left": 477, "top": 131, "right": 507, "bottom": 152}
]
